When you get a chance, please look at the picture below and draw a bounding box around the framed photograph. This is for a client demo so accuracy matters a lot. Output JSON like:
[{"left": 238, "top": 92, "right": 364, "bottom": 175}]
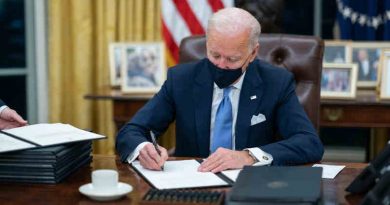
[
  {"left": 321, "top": 63, "right": 358, "bottom": 99},
  {"left": 379, "top": 50, "right": 390, "bottom": 100},
  {"left": 351, "top": 42, "right": 390, "bottom": 88},
  {"left": 121, "top": 42, "right": 166, "bottom": 94},
  {"left": 324, "top": 41, "right": 351, "bottom": 63},
  {"left": 109, "top": 43, "right": 124, "bottom": 87}
]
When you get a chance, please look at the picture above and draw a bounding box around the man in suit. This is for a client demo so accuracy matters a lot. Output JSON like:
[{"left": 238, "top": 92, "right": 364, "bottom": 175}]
[
  {"left": 0, "top": 99, "right": 27, "bottom": 130},
  {"left": 356, "top": 49, "right": 375, "bottom": 81},
  {"left": 116, "top": 8, "right": 323, "bottom": 172}
]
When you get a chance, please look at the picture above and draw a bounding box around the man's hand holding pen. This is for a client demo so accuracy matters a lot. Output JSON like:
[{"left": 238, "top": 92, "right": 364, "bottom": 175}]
[{"left": 138, "top": 142, "right": 168, "bottom": 171}]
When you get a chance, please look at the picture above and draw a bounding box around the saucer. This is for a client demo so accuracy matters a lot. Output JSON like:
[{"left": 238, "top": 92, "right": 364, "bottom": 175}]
[{"left": 79, "top": 182, "right": 133, "bottom": 201}]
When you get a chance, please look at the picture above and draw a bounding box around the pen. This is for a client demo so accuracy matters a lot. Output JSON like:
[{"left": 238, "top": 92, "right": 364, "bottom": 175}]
[{"left": 150, "top": 130, "right": 164, "bottom": 171}]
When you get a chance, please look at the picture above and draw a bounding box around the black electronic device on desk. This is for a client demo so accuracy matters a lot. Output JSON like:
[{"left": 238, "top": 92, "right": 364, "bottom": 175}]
[
  {"left": 360, "top": 170, "right": 390, "bottom": 205},
  {"left": 226, "top": 166, "right": 323, "bottom": 205},
  {"left": 140, "top": 189, "right": 225, "bottom": 205},
  {"left": 346, "top": 143, "right": 390, "bottom": 194}
]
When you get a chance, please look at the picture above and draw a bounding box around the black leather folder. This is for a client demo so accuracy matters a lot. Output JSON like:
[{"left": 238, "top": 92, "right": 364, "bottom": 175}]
[{"left": 227, "top": 166, "right": 322, "bottom": 205}]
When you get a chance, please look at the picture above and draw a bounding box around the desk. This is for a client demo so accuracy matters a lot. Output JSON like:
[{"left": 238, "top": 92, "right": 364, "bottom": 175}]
[
  {"left": 321, "top": 90, "right": 390, "bottom": 127},
  {"left": 85, "top": 89, "right": 153, "bottom": 130},
  {"left": 321, "top": 90, "right": 390, "bottom": 158},
  {"left": 0, "top": 155, "right": 366, "bottom": 204}
]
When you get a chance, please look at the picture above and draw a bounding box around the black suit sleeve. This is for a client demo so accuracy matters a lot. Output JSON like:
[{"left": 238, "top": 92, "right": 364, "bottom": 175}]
[
  {"left": 0, "top": 99, "right": 5, "bottom": 107},
  {"left": 115, "top": 69, "right": 176, "bottom": 162}
]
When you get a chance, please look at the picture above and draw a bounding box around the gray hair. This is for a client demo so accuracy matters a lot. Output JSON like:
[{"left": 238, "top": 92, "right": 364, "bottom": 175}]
[{"left": 206, "top": 7, "right": 261, "bottom": 50}]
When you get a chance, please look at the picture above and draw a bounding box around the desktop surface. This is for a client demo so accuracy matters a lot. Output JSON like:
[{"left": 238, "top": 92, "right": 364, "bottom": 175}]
[{"left": 0, "top": 155, "right": 366, "bottom": 205}]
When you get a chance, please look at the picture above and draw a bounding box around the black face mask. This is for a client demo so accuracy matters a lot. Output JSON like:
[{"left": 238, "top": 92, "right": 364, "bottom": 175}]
[{"left": 207, "top": 58, "right": 248, "bottom": 88}]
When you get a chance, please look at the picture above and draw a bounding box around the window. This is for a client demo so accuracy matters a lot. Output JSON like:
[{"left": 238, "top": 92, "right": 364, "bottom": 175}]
[{"left": 0, "top": 0, "right": 47, "bottom": 123}]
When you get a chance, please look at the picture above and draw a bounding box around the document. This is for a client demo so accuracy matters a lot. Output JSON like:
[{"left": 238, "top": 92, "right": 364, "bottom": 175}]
[
  {"left": 0, "top": 123, "right": 105, "bottom": 153},
  {"left": 0, "top": 134, "right": 36, "bottom": 153},
  {"left": 312, "top": 164, "right": 345, "bottom": 179},
  {"left": 221, "top": 169, "right": 242, "bottom": 182},
  {"left": 131, "top": 159, "right": 231, "bottom": 189}
]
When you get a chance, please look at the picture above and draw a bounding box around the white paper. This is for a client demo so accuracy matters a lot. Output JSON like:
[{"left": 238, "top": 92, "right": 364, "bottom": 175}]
[
  {"left": 0, "top": 133, "right": 36, "bottom": 153},
  {"left": 312, "top": 164, "right": 345, "bottom": 179},
  {"left": 4, "top": 123, "right": 105, "bottom": 146},
  {"left": 221, "top": 169, "right": 242, "bottom": 182},
  {"left": 132, "top": 159, "right": 229, "bottom": 189}
]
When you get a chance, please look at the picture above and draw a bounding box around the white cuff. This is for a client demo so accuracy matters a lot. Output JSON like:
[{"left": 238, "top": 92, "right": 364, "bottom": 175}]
[
  {"left": 0, "top": 105, "right": 8, "bottom": 116},
  {"left": 245, "top": 147, "right": 273, "bottom": 166},
  {"left": 126, "top": 142, "right": 151, "bottom": 164}
]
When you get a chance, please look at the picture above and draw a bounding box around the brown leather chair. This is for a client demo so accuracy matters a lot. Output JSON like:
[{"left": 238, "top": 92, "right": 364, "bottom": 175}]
[{"left": 179, "top": 34, "right": 324, "bottom": 130}]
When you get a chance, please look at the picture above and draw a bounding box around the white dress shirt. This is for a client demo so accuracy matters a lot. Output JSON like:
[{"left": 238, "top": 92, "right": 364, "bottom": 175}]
[
  {"left": 127, "top": 73, "right": 273, "bottom": 166},
  {"left": 0, "top": 105, "right": 8, "bottom": 116}
]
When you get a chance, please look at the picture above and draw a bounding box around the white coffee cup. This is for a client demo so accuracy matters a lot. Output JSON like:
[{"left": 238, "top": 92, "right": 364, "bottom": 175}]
[{"left": 91, "top": 169, "right": 119, "bottom": 192}]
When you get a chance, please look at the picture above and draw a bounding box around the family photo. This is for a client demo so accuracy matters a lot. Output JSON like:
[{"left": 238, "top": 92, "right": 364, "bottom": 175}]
[
  {"left": 121, "top": 43, "right": 165, "bottom": 93},
  {"left": 109, "top": 43, "right": 123, "bottom": 87},
  {"left": 321, "top": 63, "right": 357, "bottom": 99},
  {"left": 352, "top": 48, "right": 380, "bottom": 83},
  {"left": 323, "top": 41, "right": 351, "bottom": 64}
]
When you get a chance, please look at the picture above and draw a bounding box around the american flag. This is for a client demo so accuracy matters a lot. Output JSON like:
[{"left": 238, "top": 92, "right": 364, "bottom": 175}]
[{"left": 161, "top": 0, "right": 234, "bottom": 66}]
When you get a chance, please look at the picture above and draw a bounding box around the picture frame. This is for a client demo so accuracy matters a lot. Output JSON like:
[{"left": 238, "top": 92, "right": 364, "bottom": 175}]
[
  {"left": 323, "top": 41, "right": 351, "bottom": 64},
  {"left": 350, "top": 42, "right": 390, "bottom": 88},
  {"left": 121, "top": 42, "right": 166, "bottom": 94},
  {"left": 321, "top": 63, "right": 358, "bottom": 99},
  {"left": 109, "top": 43, "right": 124, "bottom": 87},
  {"left": 379, "top": 49, "right": 390, "bottom": 100}
]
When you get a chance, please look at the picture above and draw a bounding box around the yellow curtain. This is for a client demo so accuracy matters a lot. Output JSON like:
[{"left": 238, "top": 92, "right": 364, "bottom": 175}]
[{"left": 49, "top": 0, "right": 177, "bottom": 154}]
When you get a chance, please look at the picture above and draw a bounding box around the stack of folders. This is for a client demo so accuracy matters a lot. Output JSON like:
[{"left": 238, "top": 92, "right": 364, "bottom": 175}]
[
  {"left": 0, "top": 123, "right": 106, "bottom": 184},
  {"left": 0, "top": 141, "right": 92, "bottom": 184}
]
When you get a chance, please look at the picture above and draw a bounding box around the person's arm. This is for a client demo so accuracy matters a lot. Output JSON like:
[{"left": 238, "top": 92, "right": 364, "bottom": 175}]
[
  {"left": 116, "top": 69, "right": 176, "bottom": 169},
  {"left": 260, "top": 73, "right": 324, "bottom": 165}
]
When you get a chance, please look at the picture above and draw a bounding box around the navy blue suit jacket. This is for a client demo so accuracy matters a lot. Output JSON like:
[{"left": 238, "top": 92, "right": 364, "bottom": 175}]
[
  {"left": 116, "top": 59, "right": 323, "bottom": 165},
  {"left": 0, "top": 99, "right": 4, "bottom": 107}
]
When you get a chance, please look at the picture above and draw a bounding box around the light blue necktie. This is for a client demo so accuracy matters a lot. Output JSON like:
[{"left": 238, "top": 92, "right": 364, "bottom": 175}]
[{"left": 211, "top": 87, "right": 232, "bottom": 153}]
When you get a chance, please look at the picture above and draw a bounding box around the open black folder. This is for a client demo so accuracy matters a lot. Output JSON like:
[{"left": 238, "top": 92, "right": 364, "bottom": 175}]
[
  {"left": 0, "top": 123, "right": 105, "bottom": 153},
  {"left": 227, "top": 166, "right": 323, "bottom": 205}
]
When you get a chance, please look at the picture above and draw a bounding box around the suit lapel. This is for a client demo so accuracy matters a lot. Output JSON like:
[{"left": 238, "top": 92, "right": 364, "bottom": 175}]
[
  {"left": 193, "top": 60, "right": 214, "bottom": 157},
  {"left": 235, "top": 62, "right": 264, "bottom": 150}
]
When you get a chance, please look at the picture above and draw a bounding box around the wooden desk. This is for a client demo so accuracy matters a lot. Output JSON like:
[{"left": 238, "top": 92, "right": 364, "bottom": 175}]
[
  {"left": 0, "top": 155, "right": 366, "bottom": 204},
  {"left": 321, "top": 90, "right": 390, "bottom": 127},
  {"left": 321, "top": 90, "right": 390, "bottom": 158},
  {"left": 85, "top": 90, "right": 153, "bottom": 131}
]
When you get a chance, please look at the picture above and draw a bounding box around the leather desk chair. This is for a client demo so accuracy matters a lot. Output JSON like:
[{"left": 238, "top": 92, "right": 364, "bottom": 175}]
[{"left": 179, "top": 34, "right": 324, "bottom": 130}]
